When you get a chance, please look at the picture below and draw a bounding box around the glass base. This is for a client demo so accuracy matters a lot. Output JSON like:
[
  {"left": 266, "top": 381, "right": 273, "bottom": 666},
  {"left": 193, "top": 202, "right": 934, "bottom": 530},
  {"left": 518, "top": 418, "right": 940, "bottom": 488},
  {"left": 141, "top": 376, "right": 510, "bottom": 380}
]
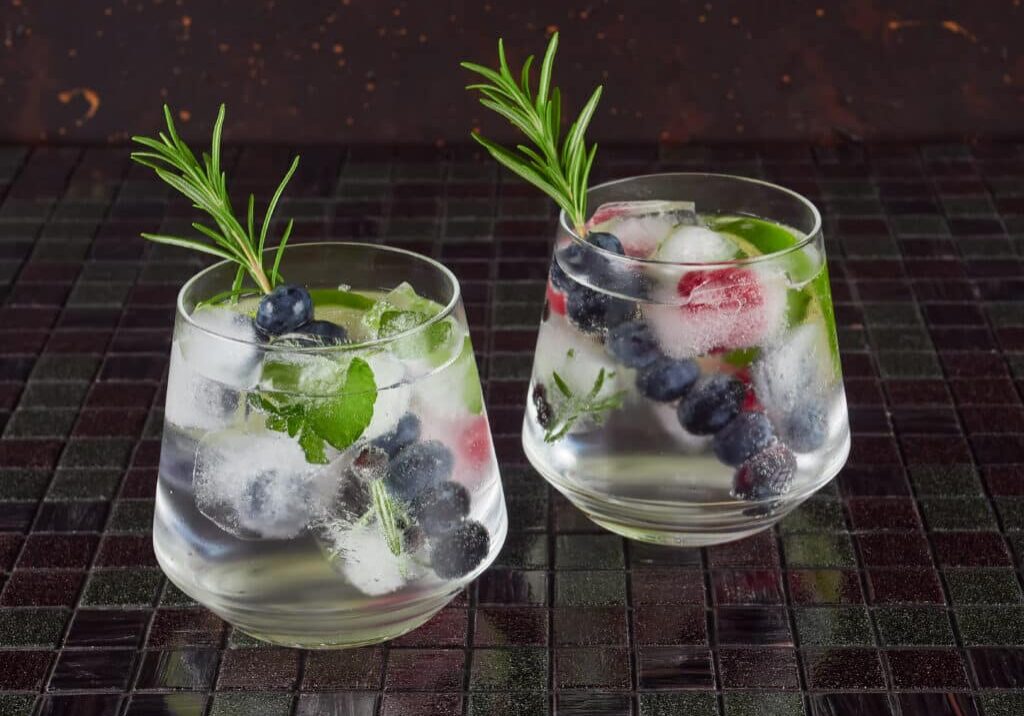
[{"left": 524, "top": 433, "right": 850, "bottom": 548}]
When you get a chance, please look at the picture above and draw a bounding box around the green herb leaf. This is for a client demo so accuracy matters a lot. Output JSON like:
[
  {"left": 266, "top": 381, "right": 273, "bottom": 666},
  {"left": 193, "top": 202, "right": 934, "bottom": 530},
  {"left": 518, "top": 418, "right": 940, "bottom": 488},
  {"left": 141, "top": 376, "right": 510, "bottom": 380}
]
[
  {"left": 462, "top": 33, "right": 602, "bottom": 235},
  {"left": 306, "top": 357, "right": 378, "bottom": 451},
  {"left": 298, "top": 428, "right": 328, "bottom": 465},
  {"left": 131, "top": 104, "right": 299, "bottom": 295},
  {"left": 544, "top": 367, "right": 625, "bottom": 442},
  {"left": 308, "top": 288, "right": 377, "bottom": 311}
]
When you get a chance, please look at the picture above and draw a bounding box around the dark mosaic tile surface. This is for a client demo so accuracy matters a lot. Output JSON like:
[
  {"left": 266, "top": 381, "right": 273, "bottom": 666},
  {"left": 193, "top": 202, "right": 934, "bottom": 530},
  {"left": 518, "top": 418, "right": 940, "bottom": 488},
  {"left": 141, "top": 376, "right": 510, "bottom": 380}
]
[{"left": 0, "top": 143, "right": 1022, "bottom": 711}]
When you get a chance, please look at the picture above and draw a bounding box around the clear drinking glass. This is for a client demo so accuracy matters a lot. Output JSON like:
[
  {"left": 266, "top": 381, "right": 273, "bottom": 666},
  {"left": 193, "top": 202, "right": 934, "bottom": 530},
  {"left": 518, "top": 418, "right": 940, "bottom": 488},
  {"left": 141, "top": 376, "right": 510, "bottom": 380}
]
[
  {"left": 522, "top": 173, "right": 850, "bottom": 546},
  {"left": 154, "top": 242, "right": 507, "bottom": 647}
]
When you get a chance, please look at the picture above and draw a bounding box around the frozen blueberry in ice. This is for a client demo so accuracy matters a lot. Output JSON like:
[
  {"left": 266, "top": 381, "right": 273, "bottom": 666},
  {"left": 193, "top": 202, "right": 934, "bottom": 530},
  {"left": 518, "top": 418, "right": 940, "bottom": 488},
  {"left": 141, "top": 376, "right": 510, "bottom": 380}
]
[
  {"left": 372, "top": 413, "right": 422, "bottom": 458},
  {"left": 550, "top": 256, "right": 574, "bottom": 292},
  {"left": 782, "top": 403, "right": 828, "bottom": 453},
  {"left": 636, "top": 357, "right": 699, "bottom": 402},
  {"left": 532, "top": 383, "right": 554, "bottom": 429},
  {"left": 567, "top": 286, "right": 611, "bottom": 333},
  {"left": 430, "top": 519, "right": 490, "bottom": 578},
  {"left": 337, "top": 469, "right": 371, "bottom": 518},
  {"left": 677, "top": 375, "right": 746, "bottom": 435},
  {"left": 300, "top": 320, "right": 348, "bottom": 345},
  {"left": 712, "top": 411, "right": 776, "bottom": 467},
  {"left": 732, "top": 443, "right": 797, "bottom": 500},
  {"left": 588, "top": 231, "right": 625, "bottom": 256},
  {"left": 403, "top": 525, "right": 426, "bottom": 553},
  {"left": 256, "top": 284, "right": 313, "bottom": 336},
  {"left": 606, "top": 320, "right": 660, "bottom": 368},
  {"left": 387, "top": 440, "right": 455, "bottom": 501},
  {"left": 236, "top": 471, "right": 313, "bottom": 539},
  {"left": 411, "top": 480, "right": 470, "bottom": 535}
]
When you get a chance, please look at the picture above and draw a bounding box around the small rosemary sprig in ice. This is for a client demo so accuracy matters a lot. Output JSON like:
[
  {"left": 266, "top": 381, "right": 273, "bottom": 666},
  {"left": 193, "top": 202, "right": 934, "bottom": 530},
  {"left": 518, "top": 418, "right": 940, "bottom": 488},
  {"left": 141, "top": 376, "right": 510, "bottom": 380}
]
[
  {"left": 130, "top": 105, "right": 299, "bottom": 295},
  {"left": 544, "top": 368, "right": 625, "bottom": 443},
  {"left": 462, "top": 33, "right": 602, "bottom": 236}
]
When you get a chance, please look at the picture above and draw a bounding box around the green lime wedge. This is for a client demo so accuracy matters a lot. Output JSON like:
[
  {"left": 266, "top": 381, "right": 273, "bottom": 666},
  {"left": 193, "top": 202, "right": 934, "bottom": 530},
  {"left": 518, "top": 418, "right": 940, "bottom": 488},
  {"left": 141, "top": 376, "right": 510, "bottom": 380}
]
[{"left": 308, "top": 288, "right": 377, "bottom": 311}]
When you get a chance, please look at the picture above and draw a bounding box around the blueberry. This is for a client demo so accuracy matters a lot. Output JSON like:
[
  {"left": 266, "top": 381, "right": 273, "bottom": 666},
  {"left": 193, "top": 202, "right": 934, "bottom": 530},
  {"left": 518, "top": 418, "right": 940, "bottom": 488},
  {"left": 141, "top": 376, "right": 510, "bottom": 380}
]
[
  {"left": 604, "top": 297, "right": 639, "bottom": 328},
  {"left": 782, "top": 403, "right": 828, "bottom": 452},
  {"left": 430, "top": 519, "right": 490, "bottom": 578},
  {"left": 411, "top": 481, "right": 470, "bottom": 535},
  {"left": 299, "top": 320, "right": 348, "bottom": 346},
  {"left": 386, "top": 440, "right": 454, "bottom": 501},
  {"left": 606, "top": 320, "right": 660, "bottom": 368},
  {"left": 712, "top": 411, "right": 776, "bottom": 467},
  {"left": 256, "top": 284, "right": 313, "bottom": 336},
  {"left": 557, "top": 242, "right": 588, "bottom": 273},
  {"left": 531, "top": 383, "right": 554, "bottom": 429},
  {"left": 351, "top": 445, "right": 389, "bottom": 482},
  {"left": 588, "top": 231, "right": 625, "bottom": 255},
  {"left": 567, "top": 286, "right": 611, "bottom": 334},
  {"left": 677, "top": 375, "right": 746, "bottom": 435},
  {"left": 550, "top": 256, "right": 574, "bottom": 292},
  {"left": 732, "top": 443, "right": 797, "bottom": 500},
  {"left": 372, "top": 413, "right": 422, "bottom": 458},
  {"left": 636, "top": 357, "right": 699, "bottom": 402},
  {"left": 337, "top": 470, "right": 371, "bottom": 518}
]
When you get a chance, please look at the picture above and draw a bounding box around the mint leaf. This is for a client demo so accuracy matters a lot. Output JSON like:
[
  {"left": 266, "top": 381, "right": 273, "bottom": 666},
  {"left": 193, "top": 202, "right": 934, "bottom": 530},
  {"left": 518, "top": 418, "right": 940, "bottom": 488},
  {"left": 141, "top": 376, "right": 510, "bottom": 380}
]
[
  {"left": 306, "top": 357, "right": 378, "bottom": 450},
  {"left": 299, "top": 428, "right": 328, "bottom": 465}
]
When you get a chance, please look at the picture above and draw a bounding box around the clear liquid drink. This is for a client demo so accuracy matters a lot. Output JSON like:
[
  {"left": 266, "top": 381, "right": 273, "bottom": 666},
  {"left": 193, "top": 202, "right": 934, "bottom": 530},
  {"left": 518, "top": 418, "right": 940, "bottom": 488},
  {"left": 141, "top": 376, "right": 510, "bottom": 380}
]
[
  {"left": 154, "top": 243, "right": 506, "bottom": 647},
  {"left": 522, "top": 174, "right": 850, "bottom": 546}
]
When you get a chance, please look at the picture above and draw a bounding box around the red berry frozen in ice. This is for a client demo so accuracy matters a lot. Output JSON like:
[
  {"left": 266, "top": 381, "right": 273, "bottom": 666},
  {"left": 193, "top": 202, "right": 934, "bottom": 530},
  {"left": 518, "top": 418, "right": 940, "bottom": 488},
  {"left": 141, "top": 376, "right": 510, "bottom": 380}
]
[
  {"left": 644, "top": 266, "right": 785, "bottom": 359},
  {"left": 546, "top": 280, "right": 567, "bottom": 316},
  {"left": 457, "top": 415, "right": 492, "bottom": 471}
]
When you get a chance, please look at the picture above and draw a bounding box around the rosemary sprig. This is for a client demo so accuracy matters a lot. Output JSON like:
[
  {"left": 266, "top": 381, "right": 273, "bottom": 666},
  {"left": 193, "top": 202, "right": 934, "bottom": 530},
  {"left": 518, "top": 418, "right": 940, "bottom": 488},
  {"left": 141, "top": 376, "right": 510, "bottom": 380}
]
[
  {"left": 130, "top": 104, "right": 299, "bottom": 294},
  {"left": 462, "top": 33, "right": 602, "bottom": 236},
  {"left": 544, "top": 368, "right": 625, "bottom": 442}
]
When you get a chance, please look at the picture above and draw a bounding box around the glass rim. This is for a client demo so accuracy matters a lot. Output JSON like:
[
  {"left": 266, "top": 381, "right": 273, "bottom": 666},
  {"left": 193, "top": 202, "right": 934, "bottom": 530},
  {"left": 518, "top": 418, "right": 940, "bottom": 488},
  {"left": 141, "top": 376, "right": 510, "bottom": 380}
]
[
  {"left": 176, "top": 241, "right": 462, "bottom": 353},
  {"left": 558, "top": 172, "right": 823, "bottom": 268}
]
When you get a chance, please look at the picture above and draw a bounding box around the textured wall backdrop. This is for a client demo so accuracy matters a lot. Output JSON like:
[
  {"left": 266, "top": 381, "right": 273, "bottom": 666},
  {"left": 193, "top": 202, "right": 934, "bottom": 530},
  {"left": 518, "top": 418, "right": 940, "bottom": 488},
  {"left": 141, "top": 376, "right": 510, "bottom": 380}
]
[{"left": 0, "top": 0, "right": 1021, "bottom": 144}]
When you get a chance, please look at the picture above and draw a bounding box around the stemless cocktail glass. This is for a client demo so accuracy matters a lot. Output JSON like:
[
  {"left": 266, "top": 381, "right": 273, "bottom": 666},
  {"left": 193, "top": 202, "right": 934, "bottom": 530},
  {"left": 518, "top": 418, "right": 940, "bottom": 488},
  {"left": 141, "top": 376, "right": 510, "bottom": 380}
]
[
  {"left": 523, "top": 174, "right": 850, "bottom": 546},
  {"left": 154, "top": 243, "right": 506, "bottom": 647}
]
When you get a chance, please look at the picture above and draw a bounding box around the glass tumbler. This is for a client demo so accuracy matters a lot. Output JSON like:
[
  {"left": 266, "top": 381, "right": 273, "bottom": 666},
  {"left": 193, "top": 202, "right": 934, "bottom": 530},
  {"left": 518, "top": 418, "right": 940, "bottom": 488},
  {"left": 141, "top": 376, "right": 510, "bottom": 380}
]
[
  {"left": 154, "top": 242, "right": 507, "bottom": 647},
  {"left": 522, "top": 173, "right": 850, "bottom": 546}
]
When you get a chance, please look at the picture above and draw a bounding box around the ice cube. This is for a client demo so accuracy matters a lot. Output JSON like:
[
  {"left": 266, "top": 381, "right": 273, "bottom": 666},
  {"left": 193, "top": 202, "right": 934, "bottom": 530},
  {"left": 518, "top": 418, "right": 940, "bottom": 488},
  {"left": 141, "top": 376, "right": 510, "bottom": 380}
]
[
  {"left": 530, "top": 315, "right": 622, "bottom": 433},
  {"left": 588, "top": 200, "right": 698, "bottom": 258},
  {"left": 164, "top": 342, "right": 241, "bottom": 431},
  {"left": 318, "top": 522, "right": 421, "bottom": 595},
  {"left": 194, "top": 429, "right": 332, "bottom": 540},
  {"left": 643, "top": 266, "right": 787, "bottom": 359},
  {"left": 180, "top": 307, "right": 263, "bottom": 389},
  {"left": 411, "top": 334, "right": 483, "bottom": 422},
  {"left": 362, "top": 351, "right": 413, "bottom": 441},
  {"left": 655, "top": 225, "right": 739, "bottom": 264},
  {"left": 753, "top": 322, "right": 832, "bottom": 419}
]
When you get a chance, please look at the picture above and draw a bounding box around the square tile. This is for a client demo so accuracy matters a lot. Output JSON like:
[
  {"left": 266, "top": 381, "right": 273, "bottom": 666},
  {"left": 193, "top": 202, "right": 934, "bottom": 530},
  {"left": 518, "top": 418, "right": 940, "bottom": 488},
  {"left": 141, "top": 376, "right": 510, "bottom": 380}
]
[
  {"left": 303, "top": 651, "right": 387, "bottom": 688},
  {"left": 147, "top": 609, "right": 226, "bottom": 648},
  {"left": 802, "top": 648, "right": 885, "bottom": 689},
  {"left": 712, "top": 569, "right": 783, "bottom": 604},
  {"left": 716, "top": 606, "right": 792, "bottom": 646},
  {"left": 65, "top": 608, "right": 149, "bottom": 647},
  {"left": 553, "top": 607, "right": 628, "bottom": 646},
  {"left": 1, "top": 570, "right": 85, "bottom": 606},
  {"left": 874, "top": 607, "right": 955, "bottom": 645},
  {"left": 867, "top": 568, "right": 946, "bottom": 604},
  {"left": 391, "top": 608, "right": 468, "bottom": 647},
  {"left": 37, "top": 694, "right": 122, "bottom": 716},
  {"left": 473, "top": 607, "right": 547, "bottom": 646},
  {"left": 782, "top": 534, "right": 856, "bottom": 568},
  {"left": 637, "top": 646, "right": 713, "bottom": 689},
  {"left": 135, "top": 648, "right": 218, "bottom": 690},
  {"left": 125, "top": 694, "right": 207, "bottom": 716},
  {"left": 216, "top": 648, "right": 300, "bottom": 690},
  {"left": 896, "top": 693, "right": 978, "bottom": 716},
  {"left": 468, "top": 692, "right": 549, "bottom": 716},
  {"left": 631, "top": 568, "right": 705, "bottom": 605},
  {"left": 49, "top": 649, "right": 135, "bottom": 690},
  {"left": 555, "top": 534, "right": 624, "bottom": 569},
  {"left": 470, "top": 648, "right": 547, "bottom": 691},
  {"left": 209, "top": 693, "right": 293, "bottom": 716},
  {"left": 555, "top": 571, "right": 626, "bottom": 606},
  {"left": 380, "top": 693, "right": 462, "bottom": 716},
  {"left": 554, "top": 647, "right": 630, "bottom": 689},
  {"left": 0, "top": 607, "right": 68, "bottom": 646},
  {"left": 945, "top": 569, "right": 1023, "bottom": 604},
  {"left": 639, "top": 692, "right": 717, "bottom": 716},
  {"left": 634, "top": 605, "right": 706, "bottom": 646},
  {"left": 476, "top": 570, "right": 547, "bottom": 605},
  {"left": 718, "top": 647, "right": 800, "bottom": 689},
  {"left": 81, "top": 569, "right": 162, "bottom": 606},
  {"left": 788, "top": 569, "right": 864, "bottom": 605},
  {"left": 886, "top": 648, "right": 968, "bottom": 688},
  {"left": 956, "top": 607, "right": 1024, "bottom": 645},
  {"left": 723, "top": 692, "right": 805, "bottom": 716},
  {"left": 795, "top": 607, "right": 874, "bottom": 646}
]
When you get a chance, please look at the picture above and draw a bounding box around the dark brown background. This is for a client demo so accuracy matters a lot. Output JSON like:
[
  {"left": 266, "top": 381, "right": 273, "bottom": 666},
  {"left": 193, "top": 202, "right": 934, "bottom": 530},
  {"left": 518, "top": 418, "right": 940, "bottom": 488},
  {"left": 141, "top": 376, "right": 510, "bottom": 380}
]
[{"left": 0, "top": 0, "right": 1021, "bottom": 144}]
